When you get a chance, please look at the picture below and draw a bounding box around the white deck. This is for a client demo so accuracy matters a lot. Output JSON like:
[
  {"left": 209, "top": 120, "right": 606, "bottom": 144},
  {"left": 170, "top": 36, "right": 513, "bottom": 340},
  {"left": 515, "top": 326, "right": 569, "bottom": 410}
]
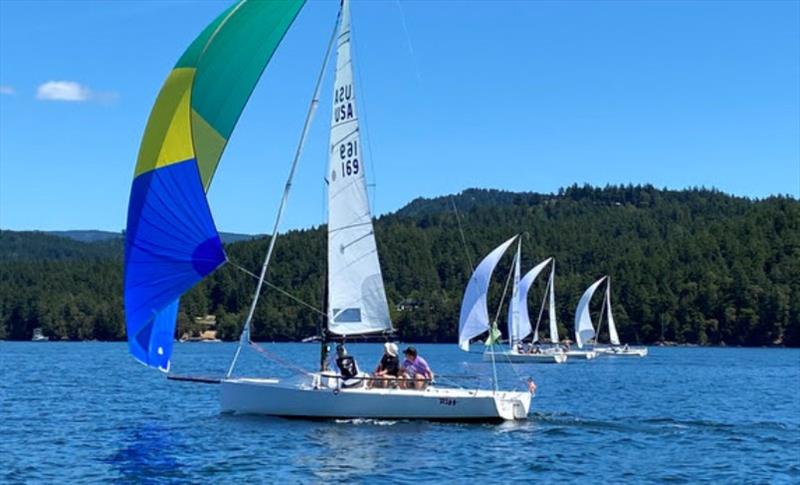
[{"left": 220, "top": 375, "right": 531, "bottom": 421}]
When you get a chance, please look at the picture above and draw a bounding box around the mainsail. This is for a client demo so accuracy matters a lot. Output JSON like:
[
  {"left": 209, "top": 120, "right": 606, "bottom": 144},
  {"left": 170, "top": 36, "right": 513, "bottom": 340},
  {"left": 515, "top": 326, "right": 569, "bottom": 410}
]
[
  {"left": 506, "top": 241, "right": 522, "bottom": 344},
  {"left": 515, "top": 257, "right": 552, "bottom": 344},
  {"left": 574, "top": 276, "right": 607, "bottom": 348},
  {"left": 459, "top": 236, "right": 518, "bottom": 351},
  {"left": 606, "top": 279, "right": 621, "bottom": 345},
  {"left": 124, "top": 0, "right": 304, "bottom": 371},
  {"left": 547, "top": 261, "right": 559, "bottom": 343},
  {"left": 327, "top": 0, "right": 391, "bottom": 336}
]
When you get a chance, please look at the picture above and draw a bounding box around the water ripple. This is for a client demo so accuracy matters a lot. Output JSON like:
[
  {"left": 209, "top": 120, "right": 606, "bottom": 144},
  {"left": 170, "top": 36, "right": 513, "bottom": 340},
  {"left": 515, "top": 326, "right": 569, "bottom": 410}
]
[{"left": 1, "top": 342, "right": 798, "bottom": 482}]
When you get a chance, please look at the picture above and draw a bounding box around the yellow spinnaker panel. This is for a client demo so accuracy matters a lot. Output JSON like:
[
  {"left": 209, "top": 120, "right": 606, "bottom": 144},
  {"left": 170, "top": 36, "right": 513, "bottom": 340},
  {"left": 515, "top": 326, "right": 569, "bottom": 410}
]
[{"left": 134, "top": 68, "right": 195, "bottom": 178}]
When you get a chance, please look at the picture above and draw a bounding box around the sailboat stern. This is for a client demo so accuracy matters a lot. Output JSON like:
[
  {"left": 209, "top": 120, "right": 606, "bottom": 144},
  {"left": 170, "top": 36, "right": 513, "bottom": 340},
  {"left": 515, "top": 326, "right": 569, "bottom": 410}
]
[{"left": 493, "top": 391, "right": 532, "bottom": 420}]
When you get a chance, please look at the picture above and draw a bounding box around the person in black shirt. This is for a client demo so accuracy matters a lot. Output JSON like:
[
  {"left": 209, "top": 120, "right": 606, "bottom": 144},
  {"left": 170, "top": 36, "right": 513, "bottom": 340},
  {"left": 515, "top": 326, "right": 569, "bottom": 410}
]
[
  {"left": 370, "top": 342, "right": 400, "bottom": 389},
  {"left": 335, "top": 344, "right": 362, "bottom": 388}
]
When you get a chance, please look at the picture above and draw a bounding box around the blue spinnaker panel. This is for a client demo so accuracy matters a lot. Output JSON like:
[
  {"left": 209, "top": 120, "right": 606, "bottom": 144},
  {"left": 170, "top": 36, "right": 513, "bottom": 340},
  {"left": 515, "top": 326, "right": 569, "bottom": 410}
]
[
  {"left": 124, "top": 158, "right": 225, "bottom": 371},
  {"left": 128, "top": 298, "right": 179, "bottom": 371}
]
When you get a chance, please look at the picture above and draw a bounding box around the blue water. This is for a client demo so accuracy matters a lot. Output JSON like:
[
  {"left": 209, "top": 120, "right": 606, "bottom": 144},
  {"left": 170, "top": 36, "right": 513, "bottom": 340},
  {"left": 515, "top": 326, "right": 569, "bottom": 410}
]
[{"left": 2, "top": 343, "right": 798, "bottom": 483}]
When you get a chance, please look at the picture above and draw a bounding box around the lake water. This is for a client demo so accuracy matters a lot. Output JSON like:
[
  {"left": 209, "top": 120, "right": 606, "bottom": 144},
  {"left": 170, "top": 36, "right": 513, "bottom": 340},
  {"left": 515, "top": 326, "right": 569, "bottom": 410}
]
[{"left": 2, "top": 342, "right": 798, "bottom": 483}]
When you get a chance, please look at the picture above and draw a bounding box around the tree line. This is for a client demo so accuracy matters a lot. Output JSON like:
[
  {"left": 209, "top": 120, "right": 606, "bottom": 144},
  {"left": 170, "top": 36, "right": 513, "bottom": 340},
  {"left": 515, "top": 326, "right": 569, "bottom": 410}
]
[{"left": 1, "top": 185, "right": 798, "bottom": 346}]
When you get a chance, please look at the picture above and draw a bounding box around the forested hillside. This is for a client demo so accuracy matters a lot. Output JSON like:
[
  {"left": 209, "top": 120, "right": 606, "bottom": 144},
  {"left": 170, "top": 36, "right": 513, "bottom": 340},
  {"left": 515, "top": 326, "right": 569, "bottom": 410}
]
[{"left": 1, "top": 185, "right": 798, "bottom": 346}]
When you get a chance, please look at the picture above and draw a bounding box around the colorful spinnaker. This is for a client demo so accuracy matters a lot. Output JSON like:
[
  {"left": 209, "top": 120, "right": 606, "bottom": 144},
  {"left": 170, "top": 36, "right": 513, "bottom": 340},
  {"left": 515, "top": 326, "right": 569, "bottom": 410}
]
[{"left": 124, "top": 0, "right": 305, "bottom": 371}]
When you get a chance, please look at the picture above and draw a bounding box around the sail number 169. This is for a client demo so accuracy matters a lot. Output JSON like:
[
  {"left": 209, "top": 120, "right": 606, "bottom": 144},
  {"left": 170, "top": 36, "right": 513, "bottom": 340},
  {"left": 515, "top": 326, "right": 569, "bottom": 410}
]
[{"left": 339, "top": 140, "right": 359, "bottom": 177}]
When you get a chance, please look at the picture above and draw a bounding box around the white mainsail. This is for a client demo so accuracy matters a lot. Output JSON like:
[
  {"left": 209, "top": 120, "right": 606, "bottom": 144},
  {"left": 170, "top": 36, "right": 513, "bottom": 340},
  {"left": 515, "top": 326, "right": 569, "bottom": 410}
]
[
  {"left": 516, "top": 257, "right": 552, "bottom": 344},
  {"left": 327, "top": 0, "right": 391, "bottom": 336},
  {"left": 547, "top": 261, "right": 559, "bottom": 343},
  {"left": 574, "top": 276, "right": 607, "bottom": 348},
  {"left": 459, "top": 235, "right": 518, "bottom": 351},
  {"left": 606, "top": 279, "right": 620, "bottom": 345},
  {"left": 506, "top": 241, "right": 522, "bottom": 344}
]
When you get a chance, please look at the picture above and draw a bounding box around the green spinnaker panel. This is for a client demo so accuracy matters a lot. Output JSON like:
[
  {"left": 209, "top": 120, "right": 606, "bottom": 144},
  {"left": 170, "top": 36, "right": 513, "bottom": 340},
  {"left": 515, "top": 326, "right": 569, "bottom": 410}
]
[{"left": 191, "top": 0, "right": 305, "bottom": 188}]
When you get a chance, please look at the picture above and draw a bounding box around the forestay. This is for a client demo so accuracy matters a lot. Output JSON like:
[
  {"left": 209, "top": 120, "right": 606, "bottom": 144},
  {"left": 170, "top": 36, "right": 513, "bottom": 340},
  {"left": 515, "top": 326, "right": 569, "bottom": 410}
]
[
  {"left": 515, "top": 257, "right": 552, "bottom": 344},
  {"left": 327, "top": 0, "right": 391, "bottom": 336},
  {"left": 574, "top": 276, "right": 607, "bottom": 348},
  {"left": 459, "top": 235, "right": 518, "bottom": 351}
]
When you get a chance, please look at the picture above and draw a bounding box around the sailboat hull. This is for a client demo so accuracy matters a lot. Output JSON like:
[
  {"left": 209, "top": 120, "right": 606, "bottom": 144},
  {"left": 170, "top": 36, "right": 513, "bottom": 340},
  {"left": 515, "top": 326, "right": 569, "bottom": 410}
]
[
  {"left": 564, "top": 350, "right": 597, "bottom": 360},
  {"left": 483, "top": 350, "right": 567, "bottom": 364},
  {"left": 220, "top": 376, "right": 531, "bottom": 422},
  {"left": 595, "top": 346, "right": 648, "bottom": 357}
]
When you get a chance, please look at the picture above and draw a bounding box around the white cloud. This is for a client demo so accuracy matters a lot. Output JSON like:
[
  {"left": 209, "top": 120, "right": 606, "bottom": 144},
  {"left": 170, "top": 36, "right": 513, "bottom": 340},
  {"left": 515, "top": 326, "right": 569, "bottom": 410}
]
[
  {"left": 36, "top": 81, "right": 92, "bottom": 101},
  {"left": 0, "top": 85, "right": 14, "bottom": 95}
]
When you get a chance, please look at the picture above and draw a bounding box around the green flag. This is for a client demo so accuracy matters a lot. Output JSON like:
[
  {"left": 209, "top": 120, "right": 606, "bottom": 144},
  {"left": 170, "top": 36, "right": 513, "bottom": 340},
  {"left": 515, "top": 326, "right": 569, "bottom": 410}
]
[{"left": 484, "top": 325, "right": 503, "bottom": 346}]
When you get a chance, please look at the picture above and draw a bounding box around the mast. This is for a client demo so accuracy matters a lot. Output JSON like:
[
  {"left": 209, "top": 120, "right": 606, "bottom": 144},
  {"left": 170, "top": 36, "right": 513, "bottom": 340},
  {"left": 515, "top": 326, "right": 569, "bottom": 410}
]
[{"left": 226, "top": 5, "right": 341, "bottom": 378}]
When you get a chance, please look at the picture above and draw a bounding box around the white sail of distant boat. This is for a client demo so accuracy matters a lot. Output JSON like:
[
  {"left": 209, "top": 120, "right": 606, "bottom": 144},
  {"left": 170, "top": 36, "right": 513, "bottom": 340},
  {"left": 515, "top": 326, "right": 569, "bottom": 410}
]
[
  {"left": 515, "top": 257, "right": 552, "bottom": 344},
  {"left": 605, "top": 279, "right": 620, "bottom": 346},
  {"left": 459, "top": 235, "right": 518, "bottom": 351},
  {"left": 326, "top": 0, "right": 391, "bottom": 336},
  {"left": 574, "top": 276, "right": 606, "bottom": 348},
  {"left": 483, "top": 255, "right": 566, "bottom": 364},
  {"left": 591, "top": 277, "right": 647, "bottom": 357},
  {"left": 506, "top": 241, "right": 522, "bottom": 344},
  {"left": 547, "top": 262, "right": 559, "bottom": 343}
]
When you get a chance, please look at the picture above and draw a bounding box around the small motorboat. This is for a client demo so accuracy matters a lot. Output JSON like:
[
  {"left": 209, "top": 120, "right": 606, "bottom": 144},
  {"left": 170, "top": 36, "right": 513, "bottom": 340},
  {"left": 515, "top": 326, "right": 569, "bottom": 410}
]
[{"left": 31, "top": 328, "right": 49, "bottom": 342}]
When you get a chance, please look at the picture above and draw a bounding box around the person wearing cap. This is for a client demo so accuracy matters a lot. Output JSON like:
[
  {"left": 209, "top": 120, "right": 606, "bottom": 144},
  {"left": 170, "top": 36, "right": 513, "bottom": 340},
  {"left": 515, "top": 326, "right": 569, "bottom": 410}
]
[
  {"left": 400, "top": 346, "right": 434, "bottom": 390},
  {"left": 334, "top": 344, "right": 363, "bottom": 388},
  {"left": 370, "top": 342, "right": 400, "bottom": 389}
]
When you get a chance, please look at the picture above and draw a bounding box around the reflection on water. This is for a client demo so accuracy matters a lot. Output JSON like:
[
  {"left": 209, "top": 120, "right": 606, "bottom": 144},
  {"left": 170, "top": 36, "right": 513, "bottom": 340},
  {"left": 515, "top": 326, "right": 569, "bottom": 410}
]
[{"left": 106, "top": 423, "right": 185, "bottom": 483}]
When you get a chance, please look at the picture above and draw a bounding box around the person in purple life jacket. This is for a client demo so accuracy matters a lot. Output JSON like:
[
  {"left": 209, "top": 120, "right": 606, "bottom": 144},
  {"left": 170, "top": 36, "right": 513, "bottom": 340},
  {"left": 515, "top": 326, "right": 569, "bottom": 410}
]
[{"left": 400, "top": 346, "right": 434, "bottom": 390}]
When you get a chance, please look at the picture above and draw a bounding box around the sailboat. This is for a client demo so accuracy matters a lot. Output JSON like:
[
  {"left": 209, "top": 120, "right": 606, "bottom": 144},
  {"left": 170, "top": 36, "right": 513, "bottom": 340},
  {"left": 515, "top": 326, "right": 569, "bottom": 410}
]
[
  {"left": 478, "top": 243, "right": 567, "bottom": 364},
  {"left": 124, "top": 0, "right": 531, "bottom": 421},
  {"left": 592, "top": 277, "right": 648, "bottom": 357},
  {"left": 567, "top": 277, "right": 603, "bottom": 360}
]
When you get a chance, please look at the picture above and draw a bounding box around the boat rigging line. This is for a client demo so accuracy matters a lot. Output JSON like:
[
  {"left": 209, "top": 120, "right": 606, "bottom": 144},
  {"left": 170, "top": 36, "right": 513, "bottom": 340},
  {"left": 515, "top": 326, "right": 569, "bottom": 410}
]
[
  {"left": 228, "top": 260, "right": 326, "bottom": 317},
  {"left": 450, "top": 195, "right": 475, "bottom": 273}
]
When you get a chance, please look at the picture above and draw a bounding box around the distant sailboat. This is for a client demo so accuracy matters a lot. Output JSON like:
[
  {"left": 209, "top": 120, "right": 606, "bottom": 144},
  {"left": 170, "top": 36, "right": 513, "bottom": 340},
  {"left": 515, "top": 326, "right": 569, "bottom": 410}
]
[
  {"left": 568, "top": 277, "right": 604, "bottom": 360},
  {"left": 126, "top": 0, "right": 531, "bottom": 421},
  {"left": 475, "top": 241, "right": 566, "bottom": 364},
  {"left": 592, "top": 277, "right": 648, "bottom": 357}
]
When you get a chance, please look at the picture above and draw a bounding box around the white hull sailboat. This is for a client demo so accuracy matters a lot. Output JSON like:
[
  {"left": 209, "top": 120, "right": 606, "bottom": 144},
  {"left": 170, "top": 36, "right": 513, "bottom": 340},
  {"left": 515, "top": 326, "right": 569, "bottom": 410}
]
[
  {"left": 595, "top": 346, "right": 648, "bottom": 357},
  {"left": 569, "top": 276, "right": 611, "bottom": 361},
  {"left": 587, "top": 276, "right": 648, "bottom": 358},
  {"left": 123, "top": 0, "right": 532, "bottom": 423},
  {"left": 482, "top": 251, "right": 568, "bottom": 364},
  {"left": 220, "top": 1, "right": 532, "bottom": 421},
  {"left": 221, "top": 375, "right": 530, "bottom": 421}
]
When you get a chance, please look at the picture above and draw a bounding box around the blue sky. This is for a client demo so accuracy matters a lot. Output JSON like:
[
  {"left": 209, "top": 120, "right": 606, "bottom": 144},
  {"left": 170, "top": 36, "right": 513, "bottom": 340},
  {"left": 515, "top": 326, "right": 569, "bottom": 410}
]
[{"left": 1, "top": 0, "right": 798, "bottom": 233}]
